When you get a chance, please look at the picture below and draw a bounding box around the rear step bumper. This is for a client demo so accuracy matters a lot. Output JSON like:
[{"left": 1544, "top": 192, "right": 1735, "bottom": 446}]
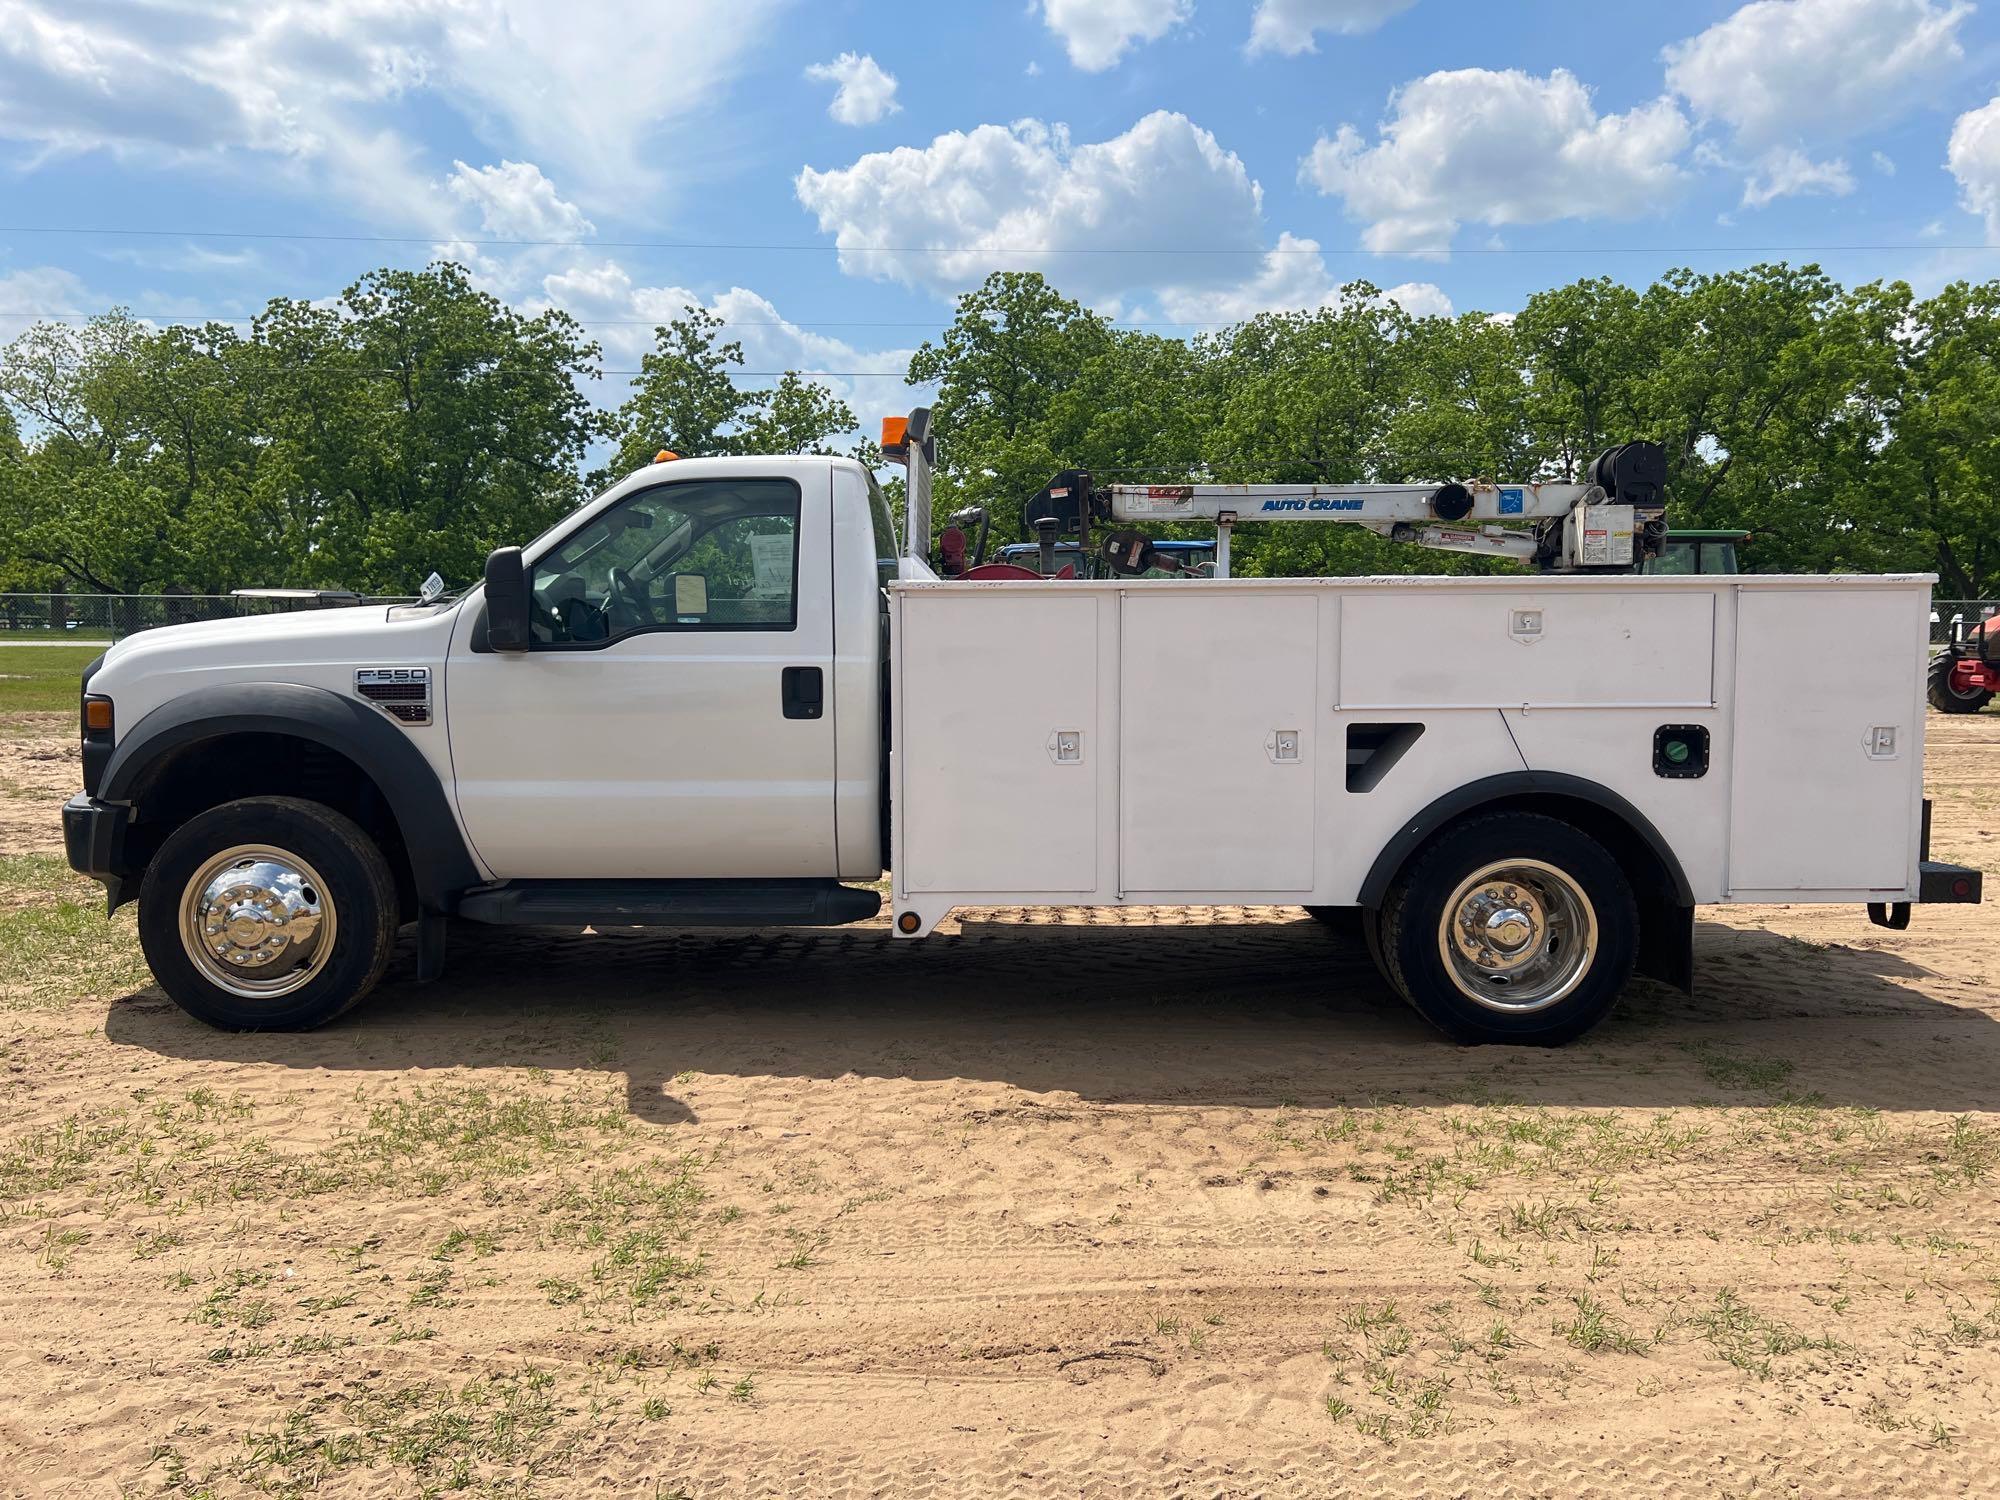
[
  {"left": 1868, "top": 860, "right": 1981, "bottom": 930},
  {"left": 456, "top": 879, "right": 882, "bottom": 928},
  {"left": 1868, "top": 797, "right": 1985, "bottom": 929},
  {"left": 1917, "top": 860, "right": 1982, "bottom": 904}
]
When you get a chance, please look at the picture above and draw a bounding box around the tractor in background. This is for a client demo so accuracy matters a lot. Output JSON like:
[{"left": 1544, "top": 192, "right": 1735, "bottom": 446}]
[{"left": 1933, "top": 611, "right": 2000, "bottom": 713}]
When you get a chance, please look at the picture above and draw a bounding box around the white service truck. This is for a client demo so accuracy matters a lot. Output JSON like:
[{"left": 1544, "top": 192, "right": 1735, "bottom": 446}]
[{"left": 63, "top": 410, "right": 1980, "bottom": 1044}]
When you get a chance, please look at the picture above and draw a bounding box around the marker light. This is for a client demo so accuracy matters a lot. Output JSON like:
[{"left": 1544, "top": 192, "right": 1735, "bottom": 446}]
[{"left": 653, "top": 450, "right": 680, "bottom": 463}]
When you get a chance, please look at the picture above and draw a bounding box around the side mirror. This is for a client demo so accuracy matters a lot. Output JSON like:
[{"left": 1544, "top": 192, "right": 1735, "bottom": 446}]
[{"left": 483, "top": 546, "right": 531, "bottom": 652}]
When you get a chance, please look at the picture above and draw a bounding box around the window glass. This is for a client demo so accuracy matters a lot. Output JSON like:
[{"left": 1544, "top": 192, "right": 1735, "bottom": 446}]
[
  {"left": 866, "top": 469, "right": 900, "bottom": 588},
  {"left": 529, "top": 478, "right": 800, "bottom": 646},
  {"left": 1648, "top": 540, "right": 1698, "bottom": 576}
]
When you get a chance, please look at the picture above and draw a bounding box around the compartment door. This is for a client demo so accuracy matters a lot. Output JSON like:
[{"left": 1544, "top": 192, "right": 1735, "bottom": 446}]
[
  {"left": 1121, "top": 592, "right": 1320, "bottom": 894},
  {"left": 1729, "top": 589, "right": 1921, "bottom": 892},
  {"left": 901, "top": 594, "right": 1100, "bottom": 893}
]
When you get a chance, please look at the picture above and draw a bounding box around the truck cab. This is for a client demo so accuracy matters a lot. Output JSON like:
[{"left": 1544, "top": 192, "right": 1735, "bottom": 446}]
[{"left": 64, "top": 453, "right": 899, "bottom": 1030}]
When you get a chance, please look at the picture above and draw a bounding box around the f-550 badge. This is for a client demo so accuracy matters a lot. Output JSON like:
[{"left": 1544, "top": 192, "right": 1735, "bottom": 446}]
[{"left": 354, "top": 667, "right": 431, "bottom": 725}]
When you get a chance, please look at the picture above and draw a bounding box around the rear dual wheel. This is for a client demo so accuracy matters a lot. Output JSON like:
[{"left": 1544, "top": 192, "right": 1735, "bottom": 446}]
[{"left": 1374, "top": 812, "right": 1637, "bottom": 1046}]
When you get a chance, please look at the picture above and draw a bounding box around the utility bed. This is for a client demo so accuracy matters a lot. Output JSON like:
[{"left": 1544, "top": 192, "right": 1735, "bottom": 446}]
[{"left": 889, "top": 573, "right": 1934, "bottom": 925}]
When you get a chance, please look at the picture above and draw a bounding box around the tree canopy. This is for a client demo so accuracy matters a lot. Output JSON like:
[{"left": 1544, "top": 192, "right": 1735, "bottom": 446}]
[
  {"left": 905, "top": 266, "right": 2000, "bottom": 592},
  {"left": 5, "top": 259, "right": 2000, "bottom": 596}
]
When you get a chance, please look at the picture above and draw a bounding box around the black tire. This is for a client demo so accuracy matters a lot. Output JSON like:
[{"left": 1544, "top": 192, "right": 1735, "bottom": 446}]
[
  {"left": 138, "top": 796, "right": 399, "bottom": 1030},
  {"left": 1376, "top": 812, "right": 1636, "bottom": 1046},
  {"left": 1359, "top": 905, "right": 1398, "bottom": 999},
  {"left": 1928, "top": 652, "right": 1992, "bottom": 714}
]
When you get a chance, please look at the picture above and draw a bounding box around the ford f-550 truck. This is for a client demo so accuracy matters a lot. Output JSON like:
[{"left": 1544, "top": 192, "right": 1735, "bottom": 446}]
[{"left": 63, "top": 412, "right": 1981, "bottom": 1045}]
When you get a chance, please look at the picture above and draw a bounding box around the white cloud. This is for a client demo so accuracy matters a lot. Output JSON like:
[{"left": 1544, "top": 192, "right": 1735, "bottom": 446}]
[
  {"left": 1148, "top": 232, "right": 1450, "bottom": 323},
  {"left": 446, "top": 160, "right": 594, "bottom": 240},
  {"left": 1664, "top": 0, "right": 1969, "bottom": 149},
  {"left": 0, "top": 0, "right": 786, "bottom": 220},
  {"left": 1739, "top": 147, "right": 1855, "bottom": 207},
  {"left": 1871, "top": 150, "right": 1897, "bottom": 176},
  {"left": 1378, "top": 280, "right": 1454, "bottom": 320},
  {"left": 805, "top": 52, "right": 900, "bottom": 126},
  {"left": 797, "top": 111, "right": 1268, "bottom": 301},
  {"left": 1302, "top": 69, "right": 1689, "bottom": 252},
  {"left": 1948, "top": 97, "right": 2000, "bottom": 244},
  {"left": 1035, "top": 0, "right": 1190, "bottom": 71},
  {"left": 0, "top": 266, "right": 92, "bottom": 340},
  {"left": 535, "top": 259, "right": 920, "bottom": 439},
  {"left": 1247, "top": 0, "right": 1417, "bottom": 55}
]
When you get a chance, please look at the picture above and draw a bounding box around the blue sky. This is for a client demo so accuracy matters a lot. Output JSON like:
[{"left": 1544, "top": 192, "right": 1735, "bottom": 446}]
[{"left": 5, "top": 0, "right": 2000, "bottom": 428}]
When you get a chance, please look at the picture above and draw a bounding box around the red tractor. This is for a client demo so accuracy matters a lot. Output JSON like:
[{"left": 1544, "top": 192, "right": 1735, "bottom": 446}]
[{"left": 1931, "top": 612, "right": 2000, "bottom": 712}]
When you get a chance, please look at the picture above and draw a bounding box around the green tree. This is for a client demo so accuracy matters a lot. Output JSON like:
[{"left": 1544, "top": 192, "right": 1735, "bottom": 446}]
[
  {"left": 605, "top": 307, "right": 756, "bottom": 474},
  {"left": 907, "top": 272, "right": 1115, "bottom": 534},
  {"left": 743, "top": 371, "right": 856, "bottom": 456},
  {"left": 1853, "top": 279, "right": 2000, "bottom": 594},
  {"left": 0, "top": 263, "right": 599, "bottom": 596},
  {"left": 603, "top": 308, "right": 858, "bottom": 477}
]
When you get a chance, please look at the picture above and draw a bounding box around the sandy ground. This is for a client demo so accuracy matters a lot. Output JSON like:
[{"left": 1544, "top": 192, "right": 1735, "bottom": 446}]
[
  {"left": 0, "top": 714, "right": 75, "bottom": 855},
  {"left": 2, "top": 716, "right": 2000, "bottom": 1496}
]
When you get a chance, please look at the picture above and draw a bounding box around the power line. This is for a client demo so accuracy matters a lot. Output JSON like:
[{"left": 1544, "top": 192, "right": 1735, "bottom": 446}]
[{"left": 2, "top": 224, "right": 1998, "bottom": 255}]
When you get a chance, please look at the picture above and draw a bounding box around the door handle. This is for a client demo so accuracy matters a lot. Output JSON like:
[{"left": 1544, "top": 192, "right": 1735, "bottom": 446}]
[{"left": 781, "top": 666, "right": 824, "bottom": 720}]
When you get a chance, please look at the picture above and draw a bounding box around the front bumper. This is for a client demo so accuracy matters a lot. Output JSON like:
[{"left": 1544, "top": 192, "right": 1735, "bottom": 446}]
[{"left": 62, "top": 793, "right": 133, "bottom": 911}]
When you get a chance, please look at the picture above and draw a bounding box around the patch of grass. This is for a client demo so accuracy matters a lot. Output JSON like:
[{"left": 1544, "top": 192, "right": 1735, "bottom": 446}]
[
  {"left": 1557, "top": 1294, "right": 1644, "bottom": 1356},
  {"left": 350, "top": 1084, "right": 631, "bottom": 1186},
  {"left": 591, "top": 1229, "right": 704, "bottom": 1311},
  {"left": 183, "top": 1368, "right": 577, "bottom": 1495},
  {"left": 0, "top": 854, "right": 149, "bottom": 1010},
  {"left": 1692, "top": 1289, "right": 1842, "bottom": 1380},
  {"left": 1686, "top": 1043, "right": 1796, "bottom": 1097},
  {"left": 0, "top": 645, "right": 103, "bottom": 714}
]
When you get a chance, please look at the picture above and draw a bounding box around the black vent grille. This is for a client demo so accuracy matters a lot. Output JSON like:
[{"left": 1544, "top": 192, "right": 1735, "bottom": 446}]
[
  {"left": 355, "top": 668, "right": 430, "bottom": 725},
  {"left": 358, "top": 680, "right": 426, "bottom": 702}
]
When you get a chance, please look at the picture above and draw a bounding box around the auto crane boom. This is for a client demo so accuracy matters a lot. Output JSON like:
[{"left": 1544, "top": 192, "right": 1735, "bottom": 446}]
[{"left": 1021, "top": 445, "right": 1669, "bottom": 577}]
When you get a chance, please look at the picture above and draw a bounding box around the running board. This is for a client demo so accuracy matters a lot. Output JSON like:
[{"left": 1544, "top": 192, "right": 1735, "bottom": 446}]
[{"left": 455, "top": 879, "right": 882, "bottom": 928}]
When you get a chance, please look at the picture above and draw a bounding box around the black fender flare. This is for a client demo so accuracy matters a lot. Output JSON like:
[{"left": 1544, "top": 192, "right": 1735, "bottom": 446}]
[
  {"left": 1355, "top": 770, "right": 1694, "bottom": 909},
  {"left": 101, "top": 682, "right": 482, "bottom": 911}
]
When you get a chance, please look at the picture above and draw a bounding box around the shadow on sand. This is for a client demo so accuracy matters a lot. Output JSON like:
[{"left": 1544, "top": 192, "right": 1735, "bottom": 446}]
[{"left": 106, "top": 913, "right": 2000, "bottom": 1123}]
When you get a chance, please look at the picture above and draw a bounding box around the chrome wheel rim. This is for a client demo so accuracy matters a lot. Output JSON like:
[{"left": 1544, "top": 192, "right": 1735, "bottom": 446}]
[
  {"left": 178, "top": 844, "right": 336, "bottom": 1000},
  {"left": 1437, "top": 859, "right": 1596, "bottom": 1014}
]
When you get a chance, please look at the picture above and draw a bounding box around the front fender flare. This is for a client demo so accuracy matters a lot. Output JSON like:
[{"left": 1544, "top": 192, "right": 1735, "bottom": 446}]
[{"left": 101, "top": 681, "right": 481, "bottom": 911}]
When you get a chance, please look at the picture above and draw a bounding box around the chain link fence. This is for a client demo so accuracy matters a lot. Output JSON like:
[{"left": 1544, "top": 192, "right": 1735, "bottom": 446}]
[
  {"left": 1931, "top": 600, "right": 2000, "bottom": 648},
  {"left": 0, "top": 592, "right": 413, "bottom": 641}
]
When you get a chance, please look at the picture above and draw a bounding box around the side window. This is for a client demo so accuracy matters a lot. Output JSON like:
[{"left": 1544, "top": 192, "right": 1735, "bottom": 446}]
[{"left": 529, "top": 478, "right": 800, "bottom": 647}]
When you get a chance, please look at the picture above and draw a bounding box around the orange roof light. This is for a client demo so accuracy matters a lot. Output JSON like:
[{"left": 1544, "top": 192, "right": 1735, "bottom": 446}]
[
  {"left": 880, "top": 416, "right": 909, "bottom": 456},
  {"left": 654, "top": 449, "right": 680, "bottom": 463}
]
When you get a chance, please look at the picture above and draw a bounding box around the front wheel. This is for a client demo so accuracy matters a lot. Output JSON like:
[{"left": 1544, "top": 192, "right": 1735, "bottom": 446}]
[
  {"left": 1928, "top": 652, "right": 1993, "bottom": 713},
  {"left": 137, "top": 796, "right": 399, "bottom": 1030},
  {"left": 1376, "top": 812, "right": 1636, "bottom": 1045}
]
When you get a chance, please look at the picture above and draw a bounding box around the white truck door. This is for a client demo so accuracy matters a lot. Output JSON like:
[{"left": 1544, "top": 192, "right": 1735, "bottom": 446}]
[{"left": 445, "top": 468, "right": 836, "bottom": 879}]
